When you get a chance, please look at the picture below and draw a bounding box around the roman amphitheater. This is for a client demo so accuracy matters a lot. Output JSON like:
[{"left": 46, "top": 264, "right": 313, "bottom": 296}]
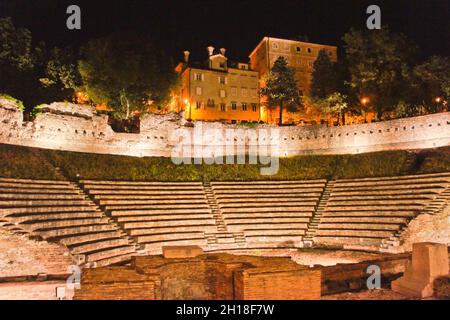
[{"left": 0, "top": 98, "right": 449, "bottom": 300}]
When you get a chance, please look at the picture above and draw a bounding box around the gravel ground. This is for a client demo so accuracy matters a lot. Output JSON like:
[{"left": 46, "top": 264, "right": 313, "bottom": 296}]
[{"left": 322, "top": 289, "right": 410, "bottom": 300}]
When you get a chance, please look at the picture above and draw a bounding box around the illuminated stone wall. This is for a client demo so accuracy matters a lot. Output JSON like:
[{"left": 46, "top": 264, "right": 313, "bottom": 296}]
[{"left": 1, "top": 99, "right": 449, "bottom": 158}]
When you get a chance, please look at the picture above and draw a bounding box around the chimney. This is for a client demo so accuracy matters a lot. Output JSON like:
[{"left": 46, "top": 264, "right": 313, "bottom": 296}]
[
  {"left": 207, "top": 46, "right": 214, "bottom": 56},
  {"left": 183, "top": 50, "right": 190, "bottom": 63},
  {"left": 220, "top": 48, "right": 226, "bottom": 56}
]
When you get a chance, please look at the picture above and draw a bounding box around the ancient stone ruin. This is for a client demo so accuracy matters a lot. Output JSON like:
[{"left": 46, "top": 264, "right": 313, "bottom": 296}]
[
  {"left": 1, "top": 99, "right": 450, "bottom": 158},
  {"left": 392, "top": 242, "right": 450, "bottom": 298},
  {"left": 73, "top": 246, "right": 322, "bottom": 300}
]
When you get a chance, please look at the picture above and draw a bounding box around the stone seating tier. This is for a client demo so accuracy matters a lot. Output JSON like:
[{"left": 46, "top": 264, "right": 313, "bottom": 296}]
[
  {"left": 1, "top": 173, "right": 450, "bottom": 258},
  {"left": 0, "top": 179, "right": 137, "bottom": 267}
]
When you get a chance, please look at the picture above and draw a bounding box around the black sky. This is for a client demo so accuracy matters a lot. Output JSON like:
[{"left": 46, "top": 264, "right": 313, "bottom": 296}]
[{"left": 1, "top": 0, "right": 449, "bottom": 62}]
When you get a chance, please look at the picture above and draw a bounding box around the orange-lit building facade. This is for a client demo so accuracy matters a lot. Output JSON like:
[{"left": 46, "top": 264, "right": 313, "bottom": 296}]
[
  {"left": 249, "top": 37, "right": 338, "bottom": 125},
  {"left": 176, "top": 47, "right": 261, "bottom": 123}
]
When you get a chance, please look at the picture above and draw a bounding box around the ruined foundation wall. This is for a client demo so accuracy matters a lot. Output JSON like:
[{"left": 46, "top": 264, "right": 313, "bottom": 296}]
[
  {"left": 234, "top": 268, "right": 321, "bottom": 300},
  {"left": 0, "top": 229, "right": 72, "bottom": 279},
  {"left": 400, "top": 205, "right": 450, "bottom": 252},
  {"left": 1, "top": 99, "right": 449, "bottom": 157}
]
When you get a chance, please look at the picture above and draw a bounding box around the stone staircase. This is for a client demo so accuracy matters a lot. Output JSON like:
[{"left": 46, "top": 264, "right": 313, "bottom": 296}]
[
  {"left": 303, "top": 180, "right": 335, "bottom": 247},
  {"left": 67, "top": 180, "right": 140, "bottom": 266},
  {"left": 380, "top": 184, "right": 450, "bottom": 253},
  {"left": 423, "top": 185, "right": 450, "bottom": 215},
  {"left": 72, "top": 180, "right": 145, "bottom": 254},
  {"left": 203, "top": 181, "right": 246, "bottom": 248}
]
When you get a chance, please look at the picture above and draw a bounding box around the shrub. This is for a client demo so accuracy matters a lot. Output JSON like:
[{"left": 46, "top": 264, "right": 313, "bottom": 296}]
[{"left": 0, "top": 94, "right": 25, "bottom": 111}]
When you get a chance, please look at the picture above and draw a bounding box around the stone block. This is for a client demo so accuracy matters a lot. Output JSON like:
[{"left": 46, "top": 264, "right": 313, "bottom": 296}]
[
  {"left": 392, "top": 242, "right": 449, "bottom": 298},
  {"left": 162, "top": 245, "right": 204, "bottom": 259}
]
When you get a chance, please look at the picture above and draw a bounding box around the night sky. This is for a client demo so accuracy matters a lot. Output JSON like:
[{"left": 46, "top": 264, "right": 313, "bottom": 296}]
[{"left": 1, "top": 0, "right": 449, "bottom": 62}]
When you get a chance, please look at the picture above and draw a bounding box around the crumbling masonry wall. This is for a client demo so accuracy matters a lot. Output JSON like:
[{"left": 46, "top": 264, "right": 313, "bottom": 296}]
[{"left": 1, "top": 99, "right": 449, "bottom": 157}]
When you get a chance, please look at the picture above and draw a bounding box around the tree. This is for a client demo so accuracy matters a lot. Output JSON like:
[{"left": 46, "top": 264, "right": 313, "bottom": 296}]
[
  {"left": 313, "top": 92, "right": 348, "bottom": 125},
  {"left": 40, "top": 46, "right": 82, "bottom": 100},
  {"left": 78, "top": 32, "right": 180, "bottom": 119},
  {"left": 410, "top": 56, "right": 450, "bottom": 112},
  {"left": 393, "top": 100, "right": 422, "bottom": 118},
  {"left": 342, "top": 27, "right": 417, "bottom": 119},
  {"left": 262, "top": 56, "right": 300, "bottom": 126},
  {"left": 0, "top": 17, "right": 36, "bottom": 107},
  {"left": 310, "top": 49, "right": 338, "bottom": 99},
  {"left": 0, "top": 17, "right": 77, "bottom": 108}
]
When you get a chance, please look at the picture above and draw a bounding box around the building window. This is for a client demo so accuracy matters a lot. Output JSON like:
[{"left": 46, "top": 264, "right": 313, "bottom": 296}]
[
  {"left": 195, "top": 73, "right": 203, "bottom": 81},
  {"left": 307, "top": 61, "right": 313, "bottom": 68},
  {"left": 241, "top": 88, "right": 248, "bottom": 97},
  {"left": 252, "top": 104, "right": 257, "bottom": 112},
  {"left": 231, "top": 87, "right": 237, "bottom": 96},
  {"left": 196, "top": 87, "right": 202, "bottom": 96},
  {"left": 231, "top": 102, "right": 237, "bottom": 110},
  {"left": 207, "top": 98, "right": 215, "bottom": 107},
  {"left": 272, "top": 42, "right": 279, "bottom": 50},
  {"left": 240, "top": 64, "right": 248, "bottom": 70},
  {"left": 307, "top": 48, "right": 312, "bottom": 54},
  {"left": 250, "top": 88, "right": 258, "bottom": 97},
  {"left": 219, "top": 76, "right": 226, "bottom": 84},
  {"left": 242, "top": 103, "right": 247, "bottom": 111},
  {"left": 195, "top": 101, "right": 202, "bottom": 109},
  {"left": 219, "top": 89, "right": 226, "bottom": 98},
  {"left": 296, "top": 46, "right": 301, "bottom": 53},
  {"left": 220, "top": 103, "right": 226, "bottom": 112}
]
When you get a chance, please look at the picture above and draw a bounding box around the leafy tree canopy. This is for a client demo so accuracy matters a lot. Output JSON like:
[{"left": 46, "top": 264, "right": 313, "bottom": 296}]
[
  {"left": 343, "top": 27, "right": 417, "bottom": 119},
  {"left": 410, "top": 56, "right": 450, "bottom": 111},
  {"left": 78, "top": 32, "right": 180, "bottom": 119},
  {"left": 40, "top": 47, "right": 81, "bottom": 92},
  {"left": 0, "top": 17, "right": 81, "bottom": 109}
]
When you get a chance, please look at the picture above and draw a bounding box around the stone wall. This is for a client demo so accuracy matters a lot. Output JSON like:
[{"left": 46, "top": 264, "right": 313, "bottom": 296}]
[
  {"left": 0, "top": 281, "right": 69, "bottom": 300},
  {"left": 401, "top": 206, "right": 450, "bottom": 252},
  {"left": 74, "top": 251, "right": 321, "bottom": 300},
  {"left": 235, "top": 267, "right": 321, "bottom": 299},
  {"left": 0, "top": 229, "right": 72, "bottom": 279},
  {"left": 1, "top": 99, "right": 450, "bottom": 158},
  {"left": 74, "top": 266, "right": 157, "bottom": 300}
]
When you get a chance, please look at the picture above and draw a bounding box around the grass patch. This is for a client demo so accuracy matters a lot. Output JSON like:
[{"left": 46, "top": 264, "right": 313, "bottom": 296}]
[
  {"left": 1, "top": 143, "right": 449, "bottom": 181},
  {"left": 0, "top": 144, "right": 61, "bottom": 180}
]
